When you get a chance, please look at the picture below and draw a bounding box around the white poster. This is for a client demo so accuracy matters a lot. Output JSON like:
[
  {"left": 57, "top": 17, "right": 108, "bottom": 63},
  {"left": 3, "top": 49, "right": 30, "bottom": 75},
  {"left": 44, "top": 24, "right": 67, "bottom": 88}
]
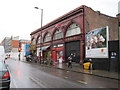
[{"left": 86, "top": 26, "right": 109, "bottom": 58}]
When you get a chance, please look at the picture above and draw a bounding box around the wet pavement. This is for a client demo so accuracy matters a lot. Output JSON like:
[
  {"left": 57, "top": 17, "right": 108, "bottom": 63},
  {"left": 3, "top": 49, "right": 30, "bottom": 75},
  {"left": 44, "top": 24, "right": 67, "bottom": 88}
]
[
  {"left": 5, "top": 58, "right": 119, "bottom": 88},
  {"left": 25, "top": 59, "right": 119, "bottom": 80},
  {"left": 48, "top": 62, "right": 119, "bottom": 80}
]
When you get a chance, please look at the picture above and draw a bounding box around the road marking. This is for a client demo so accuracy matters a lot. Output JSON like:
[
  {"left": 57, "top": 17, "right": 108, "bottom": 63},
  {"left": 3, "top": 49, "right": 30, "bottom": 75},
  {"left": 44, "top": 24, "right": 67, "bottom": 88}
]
[
  {"left": 64, "top": 76, "right": 68, "bottom": 79},
  {"left": 66, "top": 71, "right": 70, "bottom": 72},
  {"left": 30, "top": 77, "right": 47, "bottom": 88},
  {"left": 7, "top": 65, "right": 17, "bottom": 88},
  {"left": 78, "top": 80, "right": 88, "bottom": 84}
]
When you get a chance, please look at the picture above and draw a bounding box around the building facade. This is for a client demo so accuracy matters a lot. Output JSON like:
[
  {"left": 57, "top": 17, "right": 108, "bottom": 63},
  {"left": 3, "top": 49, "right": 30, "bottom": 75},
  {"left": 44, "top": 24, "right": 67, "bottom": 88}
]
[
  {"left": 30, "top": 5, "right": 119, "bottom": 71},
  {"left": 1, "top": 36, "right": 31, "bottom": 60},
  {"left": 2, "top": 37, "right": 12, "bottom": 53},
  {"left": 1, "top": 36, "right": 19, "bottom": 53}
]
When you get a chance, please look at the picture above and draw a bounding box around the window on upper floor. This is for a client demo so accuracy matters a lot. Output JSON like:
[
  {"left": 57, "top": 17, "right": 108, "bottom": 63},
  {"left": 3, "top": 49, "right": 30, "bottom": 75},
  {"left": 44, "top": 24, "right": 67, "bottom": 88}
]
[
  {"left": 37, "top": 34, "right": 42, "bottom": 44},
  {"left": 31, "top": 39, "right": 36, "bottom": 45},
  {"left": 53, "top": 29, "right": 63, "bottom": 40},
  {"left": 44, "top": 32, "right": 51, "bottom": 43},
  {"left": 66, "top": 23, "right": 81, "bottom": 37}
]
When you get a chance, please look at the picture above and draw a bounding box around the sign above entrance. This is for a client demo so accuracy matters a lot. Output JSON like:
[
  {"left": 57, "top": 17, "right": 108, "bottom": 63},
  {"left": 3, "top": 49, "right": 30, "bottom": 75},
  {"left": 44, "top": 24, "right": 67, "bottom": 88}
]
[
  {"left": 55, "top": 24, "right": 62, "bottom": 29},
  {"left": 52, "top": 44, "right": 63, "bottom": 48}
]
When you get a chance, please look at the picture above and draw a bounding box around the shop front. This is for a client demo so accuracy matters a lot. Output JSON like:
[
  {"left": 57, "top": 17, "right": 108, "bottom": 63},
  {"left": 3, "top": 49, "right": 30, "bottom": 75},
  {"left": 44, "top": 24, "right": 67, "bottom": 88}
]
[
  {"left": 52, "top": 43, "right": 64, "bottom": 63},
  {"left": 41, "top": 45, "right": 51, "bottom": 63}
]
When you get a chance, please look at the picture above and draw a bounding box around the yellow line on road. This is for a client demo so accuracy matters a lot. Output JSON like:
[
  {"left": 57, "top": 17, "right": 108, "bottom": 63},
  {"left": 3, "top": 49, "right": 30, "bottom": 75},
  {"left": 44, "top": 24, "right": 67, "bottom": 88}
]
[
  {"left": 64, "top": 76, "right": 68, "bottom": 79},
  {"left": 78, "top": 80, "right": 88, "bottom": 84},
  {"left": 66, "top": 71, "right": 70, "bottom": 72}
]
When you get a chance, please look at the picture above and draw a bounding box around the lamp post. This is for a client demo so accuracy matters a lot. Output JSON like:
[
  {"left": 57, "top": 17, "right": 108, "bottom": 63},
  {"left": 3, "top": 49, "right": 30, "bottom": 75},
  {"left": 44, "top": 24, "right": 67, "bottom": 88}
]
[
  {"left": 34, "top": 7, "right": 43, "bottom": 28},
  {"left": 34, "top": 7, "right": 43, "bottom": 64}
]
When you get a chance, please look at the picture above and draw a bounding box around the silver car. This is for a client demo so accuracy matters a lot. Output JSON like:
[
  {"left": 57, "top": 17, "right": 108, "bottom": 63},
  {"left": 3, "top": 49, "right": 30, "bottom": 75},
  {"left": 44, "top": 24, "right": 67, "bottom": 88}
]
[{"left": 0, "top": 61, "right": 10, "bottom": 89}]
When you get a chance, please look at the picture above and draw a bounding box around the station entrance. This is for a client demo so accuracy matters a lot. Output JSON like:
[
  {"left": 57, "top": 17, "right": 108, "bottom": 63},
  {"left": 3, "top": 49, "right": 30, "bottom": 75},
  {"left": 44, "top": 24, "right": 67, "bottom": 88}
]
[{"left": 65, "top": 41, "right": 80, "bottom": 63}]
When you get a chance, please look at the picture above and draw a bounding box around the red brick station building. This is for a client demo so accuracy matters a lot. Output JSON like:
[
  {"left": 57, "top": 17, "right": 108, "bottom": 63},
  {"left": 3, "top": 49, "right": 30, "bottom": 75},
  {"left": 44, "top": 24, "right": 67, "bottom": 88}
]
[{"left": 30, "top": 5, "right": 119, "bottom": 72}]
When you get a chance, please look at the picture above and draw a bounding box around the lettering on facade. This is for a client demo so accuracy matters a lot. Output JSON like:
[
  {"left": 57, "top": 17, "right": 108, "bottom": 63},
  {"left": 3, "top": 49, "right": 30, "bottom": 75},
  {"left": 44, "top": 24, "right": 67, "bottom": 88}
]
[{"left": 52, "top": 44, "right": 63, "bottom": 48}]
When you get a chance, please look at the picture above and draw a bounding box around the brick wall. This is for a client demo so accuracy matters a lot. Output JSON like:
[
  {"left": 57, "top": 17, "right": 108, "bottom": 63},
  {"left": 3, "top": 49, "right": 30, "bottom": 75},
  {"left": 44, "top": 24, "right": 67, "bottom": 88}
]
[
  {"left": 84, "top": 6, "right": 118, "bottom": 41},
  {"left": 12, "top": 40, "right": 19, "bottom": 48}
]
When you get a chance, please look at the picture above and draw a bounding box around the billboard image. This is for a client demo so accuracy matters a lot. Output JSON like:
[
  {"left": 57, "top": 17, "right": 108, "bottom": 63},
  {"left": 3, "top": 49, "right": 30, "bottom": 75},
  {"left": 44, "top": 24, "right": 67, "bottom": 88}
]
[
  {"left": 25, "top": 44, "right": 30, "bottom": 56},
  {"left": 21, "top": 44, "right": 30, "bottom": 56},
  {"left": 86, "top": 26, "right": 109, "bottom": 58}
]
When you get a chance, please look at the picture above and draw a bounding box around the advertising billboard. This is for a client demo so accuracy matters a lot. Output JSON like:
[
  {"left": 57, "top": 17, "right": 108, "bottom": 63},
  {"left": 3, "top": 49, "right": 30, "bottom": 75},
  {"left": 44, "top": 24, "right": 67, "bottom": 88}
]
[
  {"left": 86, "top": 26, "right": 109, "bottom": 58},
  {"left": 21, "top": 44, "right": 30, "bottom": 56},
  {"left": 25, "top": 44, "right": 30, "bottom": 56}
]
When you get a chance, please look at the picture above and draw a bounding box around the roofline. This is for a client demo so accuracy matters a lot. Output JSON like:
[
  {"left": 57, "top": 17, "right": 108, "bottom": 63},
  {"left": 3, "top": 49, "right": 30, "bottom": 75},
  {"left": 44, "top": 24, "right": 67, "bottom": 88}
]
[
  {"left": 30, "top": 5, "right": 85, "bottom": 35},
  {"left": 30, "top": 5, "right": 117, "bottom": 35},
  {"left": 85, "top": 6, "right": 117, "bottom": 19}
]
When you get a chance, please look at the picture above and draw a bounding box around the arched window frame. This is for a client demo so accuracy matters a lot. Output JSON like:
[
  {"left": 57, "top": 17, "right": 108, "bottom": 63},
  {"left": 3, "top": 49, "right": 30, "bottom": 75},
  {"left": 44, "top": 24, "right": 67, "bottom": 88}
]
[
  {"left": 37, "top": 34, "right": 42, "bottom": 44},
  {"left": 66, "top": 23, "right": 81, "bottom": 37},
  {"left": 53, "top": 29, "right": 63, "bottom": 40},
  {"left": 32, "top": 38, "right": 36, "bottom": 45},
  {"left": 44, "top": 32, "right": 51, "bottom": 43}
]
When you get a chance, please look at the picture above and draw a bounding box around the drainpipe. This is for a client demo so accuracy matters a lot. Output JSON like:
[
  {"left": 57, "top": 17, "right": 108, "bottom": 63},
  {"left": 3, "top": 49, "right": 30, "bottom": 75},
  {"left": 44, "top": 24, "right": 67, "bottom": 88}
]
[{"left": 80, "top": 7, "right": 85, "bottom": 65}]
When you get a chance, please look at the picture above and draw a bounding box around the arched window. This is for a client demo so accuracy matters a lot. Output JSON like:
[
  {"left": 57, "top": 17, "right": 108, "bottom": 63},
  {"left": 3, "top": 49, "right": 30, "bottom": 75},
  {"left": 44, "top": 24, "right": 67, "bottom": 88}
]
[
  {"left": 32, "top": 39, "right": 36, "bottom": 45},
  {"left": 37, "top": 35, "right": 42, "bottom": 44},
  {"left": 53, "top": 29, "right": 63, "bottom": 40},
  {"left": 66, "top": 23, "right": 81, "bottom": 37},
  {"left": 44, "top": 32, "right": 51, "bottom": 42}
]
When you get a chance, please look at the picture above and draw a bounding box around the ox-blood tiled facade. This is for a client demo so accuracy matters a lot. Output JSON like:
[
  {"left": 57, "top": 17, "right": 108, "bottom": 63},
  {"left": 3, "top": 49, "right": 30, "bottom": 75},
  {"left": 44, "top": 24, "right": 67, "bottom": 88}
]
[{"left": 31, "top": 5, "right": 119, "bottom": 71}]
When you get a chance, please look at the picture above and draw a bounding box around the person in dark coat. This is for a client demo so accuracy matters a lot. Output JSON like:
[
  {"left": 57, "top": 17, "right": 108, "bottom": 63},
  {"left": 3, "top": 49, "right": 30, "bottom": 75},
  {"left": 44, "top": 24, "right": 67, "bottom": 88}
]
[{"left": 68, "top": 55, "right": 72, "bottom": 68}]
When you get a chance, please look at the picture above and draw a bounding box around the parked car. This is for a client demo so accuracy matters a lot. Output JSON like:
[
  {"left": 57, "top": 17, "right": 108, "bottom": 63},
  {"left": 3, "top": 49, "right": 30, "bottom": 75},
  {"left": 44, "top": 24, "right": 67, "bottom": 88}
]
[{"left": 0, "top": 60, "right": 10, "bottom": 89}]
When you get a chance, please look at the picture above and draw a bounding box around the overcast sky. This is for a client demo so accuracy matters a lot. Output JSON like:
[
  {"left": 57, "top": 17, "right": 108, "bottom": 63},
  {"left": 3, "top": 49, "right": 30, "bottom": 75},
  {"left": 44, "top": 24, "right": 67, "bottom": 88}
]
[{"left": 0, "top": 0, "right": 119, "bottom": 42}]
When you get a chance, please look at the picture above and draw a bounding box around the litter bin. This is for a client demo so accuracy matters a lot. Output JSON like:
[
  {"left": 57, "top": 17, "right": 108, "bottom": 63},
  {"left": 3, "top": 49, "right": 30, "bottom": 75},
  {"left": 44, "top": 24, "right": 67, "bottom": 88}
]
[
  {"left": 83, "top": 59, "right": 93, "bottom": 70},
  {"left": 83, "top": 62, "right": 91, "bottom": 70}
]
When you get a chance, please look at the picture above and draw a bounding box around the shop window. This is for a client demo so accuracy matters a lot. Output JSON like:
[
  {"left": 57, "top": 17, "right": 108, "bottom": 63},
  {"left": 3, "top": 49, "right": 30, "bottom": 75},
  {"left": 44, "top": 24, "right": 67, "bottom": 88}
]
[
  {"left": 32, "top": 39, "right": 36, "bottom": 45},
  {"left": 44, "top": 32, "right": 51, "bottom": 43},
  {"left": 66, "top": 23, "right": 81, "bottom": 37},
  {"left": 53, "top": 29, "right": 63, "bottom": 40},
  {"left": 37, "top": 35, "right": 42, "bottom": 44}
]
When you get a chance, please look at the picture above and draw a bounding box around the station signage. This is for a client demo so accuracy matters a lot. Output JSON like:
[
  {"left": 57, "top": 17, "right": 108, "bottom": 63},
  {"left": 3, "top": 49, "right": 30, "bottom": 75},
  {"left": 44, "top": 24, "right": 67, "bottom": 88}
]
[
  {"left": 55, "top": 24, "right": 62, "bottom": 29},
  {"left": 52, "top": 44, "right": 63, "bottom": 48}
]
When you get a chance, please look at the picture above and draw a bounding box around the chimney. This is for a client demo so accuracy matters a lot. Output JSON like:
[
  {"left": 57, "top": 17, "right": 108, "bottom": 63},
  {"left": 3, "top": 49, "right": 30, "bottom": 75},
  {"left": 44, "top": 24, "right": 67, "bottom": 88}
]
[
  {"left": 117, "top": 1, "right": 120, "bottom": 25},
  {"left": 96, "top": 11, "right": 100, "bottom": 15}
]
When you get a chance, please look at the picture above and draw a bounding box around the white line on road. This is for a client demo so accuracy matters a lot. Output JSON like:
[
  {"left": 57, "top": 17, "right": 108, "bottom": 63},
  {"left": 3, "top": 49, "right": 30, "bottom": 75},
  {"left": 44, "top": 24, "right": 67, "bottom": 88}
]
[
  {"left": 7, "top": 64, "right": 18, "bottom": 88},
  {"left": 29, "top": 77, "right": 47, "bottom": 88}
]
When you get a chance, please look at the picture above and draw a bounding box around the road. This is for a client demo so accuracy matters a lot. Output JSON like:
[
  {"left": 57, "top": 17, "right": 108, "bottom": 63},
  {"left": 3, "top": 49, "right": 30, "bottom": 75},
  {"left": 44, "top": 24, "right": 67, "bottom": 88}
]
[{"left": 6, "top": 58, "right": 118, "bottom": 88}]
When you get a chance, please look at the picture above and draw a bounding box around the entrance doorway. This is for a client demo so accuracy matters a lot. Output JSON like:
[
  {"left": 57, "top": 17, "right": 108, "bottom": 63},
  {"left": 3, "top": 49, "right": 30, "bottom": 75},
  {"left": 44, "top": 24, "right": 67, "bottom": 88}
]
[
  {"left": 43, "top": 51, "right": 51, "bottom": 62},
  {"left": 52, "top": 50, "right": 63, "bottom": 63},
  {"left": 65, "top": 41, "right": 80, "bottom": 63}
]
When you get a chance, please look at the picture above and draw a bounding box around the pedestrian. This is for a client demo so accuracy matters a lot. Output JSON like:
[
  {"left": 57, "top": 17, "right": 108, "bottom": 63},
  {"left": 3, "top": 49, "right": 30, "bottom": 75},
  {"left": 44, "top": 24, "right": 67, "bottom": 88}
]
[
  {"left": 4, "top": 55, "right": 7, "bottom": 63},
  {"left": 89, "top": 59, "right": 94, "bottom": 70},
  {"left": 68, "top": 55, "right": 72, "bottom": 68},
  {"left": 8, "top": 54, "right": 10, "bottom": 58},
  {"left": 18, "top": 54, "right": 20, "bottom": 61}
]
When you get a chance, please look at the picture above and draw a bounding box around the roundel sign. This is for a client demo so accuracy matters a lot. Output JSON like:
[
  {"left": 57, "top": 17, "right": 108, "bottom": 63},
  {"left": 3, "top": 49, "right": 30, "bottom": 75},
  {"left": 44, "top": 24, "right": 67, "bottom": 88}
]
[{"left": 56, "top": 24, "right": 62, "bottom": 29}]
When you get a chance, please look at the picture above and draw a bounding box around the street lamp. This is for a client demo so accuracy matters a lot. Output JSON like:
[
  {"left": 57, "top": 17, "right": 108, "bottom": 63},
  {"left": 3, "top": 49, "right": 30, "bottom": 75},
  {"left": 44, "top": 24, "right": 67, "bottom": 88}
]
[
  {"left": 34, "top": 7, "right": 43, "bottom": 64},
  {"left": 34, "top": 7, "right": 43, "bottom": 28}
]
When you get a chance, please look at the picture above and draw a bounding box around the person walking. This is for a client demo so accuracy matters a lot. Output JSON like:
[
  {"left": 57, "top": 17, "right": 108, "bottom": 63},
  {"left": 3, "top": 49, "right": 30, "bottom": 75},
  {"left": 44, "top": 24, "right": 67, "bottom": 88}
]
[{"left": 68, "top": 55, "right": 72, "bottom": 68}]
